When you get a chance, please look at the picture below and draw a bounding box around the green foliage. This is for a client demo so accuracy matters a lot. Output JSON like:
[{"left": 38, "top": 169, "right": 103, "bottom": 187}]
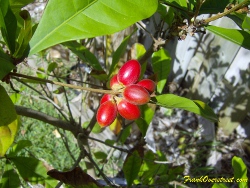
[
  {"left": 206, "top": 25, "right": 250, "bottom": 50},
  {"left": 0, "top": 161, "right": 21, "bottom": 188},
  {"left": 0, "top": 49, "right": 15, "bottom": 80},
  {"left": 232, "top": 156, "right": 248, "bottom": 188},
  {"left": 29, "top": 0, "right": 158, "bottom": 55},
  {"left": 153, "top": 94, "right": 218, "bottom": 122},
  {"left": 0, "top": 85, "right": 19, "bottom": 157}
]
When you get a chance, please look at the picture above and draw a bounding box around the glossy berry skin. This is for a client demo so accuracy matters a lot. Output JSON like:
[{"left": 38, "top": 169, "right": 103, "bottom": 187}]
[
  {"left": 100, "top": 94, "right": 113, "bottom": 104},
  {"left": 97, "top": 101, "right": 117, "bottom": 127},
  {"left": 110, "top": 74, "right": 123, "bottom": 90},
  {"left": 117, "top": 99, "right": 140, "bottom": 120},
  {"left": 123, "top": 84, "right": 150, "bottom": 105},
  {"left": 137, "top": 79, "right": 156, "bottom": 94},
  {"left": 118, "top": 60, "right": 141, "bottom": 86}
]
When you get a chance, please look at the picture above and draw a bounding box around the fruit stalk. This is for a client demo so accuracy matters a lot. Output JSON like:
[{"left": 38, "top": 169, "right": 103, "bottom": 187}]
[{"left": 9, "top": 72, "right": 119, "bottom": 95}]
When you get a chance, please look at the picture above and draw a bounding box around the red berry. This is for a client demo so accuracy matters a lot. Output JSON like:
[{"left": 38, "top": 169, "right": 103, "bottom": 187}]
[
  {"left": 123, "top": 84, "right": 150, "bottom": 105},
  {"left": 97, "top": 101, "right": 117, "bottom": 127},
  {"left": 110, "top": 74, "right": 123, "bottom": 90},
  {"left": 137, "top": 79, "right": 156, "bottom": 94},
  {"left": 117, "top": 99, "right": 140, "bottom": 120},
  {"left": 118, "top": 60, "right": 141, "bottom": 86},
  {"left": 100, "top": 94, "right": 113, "bottom": 104}
]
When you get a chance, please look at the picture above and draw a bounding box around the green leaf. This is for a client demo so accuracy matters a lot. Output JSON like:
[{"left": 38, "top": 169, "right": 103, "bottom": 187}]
[
  {"left": 0, "top": 0, "right": 17, "bottom": 54},
  {"left": 123, "top": 150, "right": 142, "bottom": 187},
  {"left": 153, "top": 94, "right": 218, "bottom": 122},
  {"left": 0, "top": 85, "right": 19, "bottom": 157},
  {"left": 63, "top": 41, "right": 103, "bottom": 71},
  {"left": 108, "top": 29, "right": 136, "bottom": 77},
  {"left": 0, "top": 161, "right": 21, "bottom": 188},
  {"left": 152, "top": 48, "right": 171, "bottom": 94},
  {"left": 242, "top": 15, "right": 250, "bottom": 30},
  {"left": 0, "top": 48, "right": 15, "bottom": 80},
  {"left": 13, "top": 10, "right": 32, "bottom": 59},
  {"left": 120, "top": 125, "right": 131, "bottom": 144},
  {"left": 93, "top": 151, "right": 107, "bottom": 161},
  {"left": 29, "top": 0, "right": 158, "bottom": 55},
  {"left": 9, "top": 0, "right": 34, "bottom": 14},
  {"left": 205, "top": 25, "right": 250, "bottom": 50},
  {"left": 212, "top": 183, "right": 228, "bottom": 188},
  {"left": 8, "top": 140, "right": 32, "bottom": 157},
  {"left": 10, "top": 156, "right": 51, "bottom": 184},
  {"left": 135, "top": 104, "right": 155, "bottom": 137},
  {"left": 47, "top": 62, "right": 58, "bottom": 74},
  {"left": 200, "top": 0, "right": 233, "bottom": 14},
  {"left": 232, "top": 156, "right": 248, "bottom": 188}
]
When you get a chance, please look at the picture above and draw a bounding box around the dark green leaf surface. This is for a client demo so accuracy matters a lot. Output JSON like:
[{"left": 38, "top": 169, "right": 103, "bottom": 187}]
[
  {"left": 206, "top": 25, "right": 250, "bottom": 50},
  {"left": 0, "top": 0, "right": 17, "bottom": 54},
  {"left": 0, "top": 48, "right": 15, "bottom": 80},
  {"left": 153, "top": 94, "right": 218, "bottom": 122},
  {"left": 9, "top": 0, "right": 34, "bottom": 14},
  {"left": 200, "top": 0, "right": 233, "bottom": 14},
  {"left": 8, "top": 140, "right": 32, "bottom": 157},
  {"left": 0, "top": 161, "right": 21, "bottom": 188},
  {"left": 29, "top": 0, "right": 158, "bottom": 55},
  {"left": 123, "top": 150, "right": 142, "bottom": 187},
  {"left": 152, "top": 48, "right": 171, "bottom": 94}
]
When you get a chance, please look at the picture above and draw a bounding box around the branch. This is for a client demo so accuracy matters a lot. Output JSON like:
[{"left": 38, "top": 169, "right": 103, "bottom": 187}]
[
  {"left": 204, "top": 0, "right": 250, "bottom": 24},
  {"left": 15, "top": 105, "right": 80, "bottom": 136}
]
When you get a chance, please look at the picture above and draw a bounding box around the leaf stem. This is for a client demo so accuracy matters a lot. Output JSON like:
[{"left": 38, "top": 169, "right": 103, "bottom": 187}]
[
  {"left": 204, "top": 0, "right": 250, "bottom": 24},
  {"left": 9, "top": 72, "right": 118, "bottom": 95}
]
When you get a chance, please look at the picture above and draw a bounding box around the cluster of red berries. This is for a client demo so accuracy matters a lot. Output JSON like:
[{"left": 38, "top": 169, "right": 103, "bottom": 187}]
[{"left": 96, "top": 60, "right": 156, "bottom": 127}]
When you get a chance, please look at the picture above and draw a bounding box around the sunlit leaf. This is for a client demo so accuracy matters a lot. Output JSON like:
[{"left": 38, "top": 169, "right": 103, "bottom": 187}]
[
  {"left": 206, "top": 25, "right": 250, "bottom": 50},
  {"left": 153, "top": 94, "right": 218, "bottom": 122},
  {"left": 29, "top": 0, "right": 158, "bottom": 55},
  {"left": 123, "top": 150, "right": 142, "bottom": 187},
  {"left": 0, "top": 161, "right": 21, "bottom": 188},
  {"left": 232, "top": 156, "right": 248, "bottom": 188},
  {"left": 109, "top": 117, "right": 122, "bottom": 135},
  {"left": 152, "top": 48, "right": 171, "bottom": 94},
  {"left": 0, "top": 85, "right": 19, "bottom": 157}
]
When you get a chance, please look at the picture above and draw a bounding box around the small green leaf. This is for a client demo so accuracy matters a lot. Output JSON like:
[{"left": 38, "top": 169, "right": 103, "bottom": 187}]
[
  {"left": 153, "top": 94, "right": 218, "bottom": 122},
  {"left": 63, "top": 41, "right": 103, "bottom": 71},
  {"left": 205, "top": 25, "right": 250, "bottom": 50},
  {"left": 47, "top": 62, "right": 58, "bottom": 74},
  {"left": 10, "top": 156, "right": 50, "bottom": 184},
  {"left": 120, "top": 125, "right": 131, "bottom": 144},
  {"left": 152, "top": 48, "right": 171, "bottom": 94},
  {"left": 242, "top": 15, "right": 250, "bottom": 30},
  {"left": 8, "top": 140, "right": 32, "bottom": 157},
  {"left": 13, "top": 10, "right": 32, "bottom": 59},
  {"left": 108, "top": 30, "right": 136, "bottom": 77},
  {"left": 0, "top": 48, "right": 15, "bottom": 80},
  {"left": 0, "top": 85, "right": 19, "bottom": 157},
  {"left": 212, "top": 183, "right": 228, "bottom": 188},
  {"left": 29, "top": 0, "right": 158, "bottom": 55},
  {"left": 232, "top": 156, "right": 248, "bottom": 188},
  {"left": 0, "top": 161, "right": 21, "bottom": 188},
  {"left": 92, "top": 122, "right": 102, "bottom": 134},
  {"left": 135, "top": 104, "right": 155, "bottom": 136},
  {"left": 0, "top": 0, "right": 17, "bottom": 54},
  {"left": 93, "top": 151, "right": 107, "bottom": 161},
  {"left": 123, "top": 150, "right": 142, "bottom": 187},
  {"left": 133, "top": 43, "right": 146, "bottom": 60}
]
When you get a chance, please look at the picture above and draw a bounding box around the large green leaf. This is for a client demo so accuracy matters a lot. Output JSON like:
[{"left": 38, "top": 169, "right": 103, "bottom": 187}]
[
  {"left": 0, "top": 0, "right": 17, "bottom": 54},
  {"left": 29, "top": 0, "right": 158, "bottom": 55},
  {"left": 232, "top": 156, "right": 248, "bottom": 188},
  {"left": 0, "top": 161, "right": 21, "bottom": 188},
  {"left": 7, "top": 140, "right": 32, "bottom": 157},
  {"left": 0, "top": 85, "right": 19, "bottom": 157},
  {"left": 10, "top": 156, "right": 57, "bottom": 185},
  {"left": 123, "top": 150, "right": 142, "bottom": 187},
  {"left": 153, "top": 94, "right": 218, "bottom": 122},
  {"left": 152, "top": 48, "right": 171, "bottom": 94},
  {"left": 0, "top": 48, "right": 15, "bottom": 80},
  {"left": 205, "top": 25, "right": 250, "bottom": 50}
]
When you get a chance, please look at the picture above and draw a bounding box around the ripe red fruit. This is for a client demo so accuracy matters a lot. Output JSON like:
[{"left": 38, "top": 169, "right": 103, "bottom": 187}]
[
  {"left": 123, "top": 84, "right": 150, "bottom": 105},
  {"left": 117, "top": 99, "right": 140, "bottom": 120},
  {"left": 110, "top": 74, "right": 123, "bottom": 90},
  {"left": 100, "top": 94, "right": 113, "bottom": 104},
  {"left": 97, "top": 101, "right": 117, "bottom": 127},
  {"left": 137, "top": 79, "right": 156, "bottom": 94},
  {"left": 118, "top": 59, "right": 141, "bottom": 86}
]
